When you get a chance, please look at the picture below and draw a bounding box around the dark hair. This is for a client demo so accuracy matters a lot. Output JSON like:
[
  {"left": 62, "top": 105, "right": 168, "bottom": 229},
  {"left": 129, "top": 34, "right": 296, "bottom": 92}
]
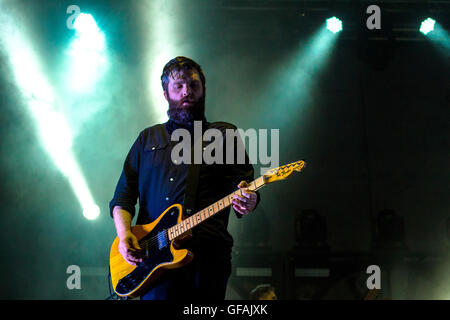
[
  {"left": 161, "top": 56, "right": 206, "bottom": 93},
  {"left": 249, "top": 284, "right": 275, "bottom": 300}
]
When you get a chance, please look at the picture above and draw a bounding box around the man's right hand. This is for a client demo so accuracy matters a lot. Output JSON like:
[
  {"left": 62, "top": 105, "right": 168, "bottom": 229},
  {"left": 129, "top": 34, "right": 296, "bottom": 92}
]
[{"left": 118, "top": 231, "right": 143, "bottom": 266}]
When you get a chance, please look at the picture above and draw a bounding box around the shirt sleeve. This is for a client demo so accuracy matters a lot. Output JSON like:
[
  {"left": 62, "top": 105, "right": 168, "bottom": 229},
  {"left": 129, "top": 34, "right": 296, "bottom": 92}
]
[{"left": 109, "top": 134, "right": 141, "bottom": 218}]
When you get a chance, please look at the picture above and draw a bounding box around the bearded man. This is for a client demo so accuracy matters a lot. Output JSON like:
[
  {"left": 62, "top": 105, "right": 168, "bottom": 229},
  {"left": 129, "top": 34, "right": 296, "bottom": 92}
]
[{"left": 109, "top": 56, "right": 260, "bottom": 300}]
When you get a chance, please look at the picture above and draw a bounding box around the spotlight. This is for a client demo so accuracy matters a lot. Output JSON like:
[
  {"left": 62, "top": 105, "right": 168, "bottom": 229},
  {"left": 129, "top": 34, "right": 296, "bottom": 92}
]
[
  {"left": 83, "top": 204, "right": 100, "bottom": 220},
  {"left": 326, "top": 17, "right": 343, "bottom": 34},
  {"left": 420, "top": 18, "right": 435, "bottom": 35},
  {"left": 67, "top": 12, "right": 107, "bottom": 92},
  {"left": 0, "top": 8, "right": 100, "bottom": 220},
  {"left": 73, "top": 13, "right": 98, "bottom": 35}
]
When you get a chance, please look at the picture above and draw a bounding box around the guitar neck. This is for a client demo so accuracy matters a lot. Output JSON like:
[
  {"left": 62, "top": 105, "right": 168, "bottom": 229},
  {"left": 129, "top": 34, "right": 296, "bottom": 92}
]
[{"left": 167, "top": 176, "right": 266, "bottom": 241}]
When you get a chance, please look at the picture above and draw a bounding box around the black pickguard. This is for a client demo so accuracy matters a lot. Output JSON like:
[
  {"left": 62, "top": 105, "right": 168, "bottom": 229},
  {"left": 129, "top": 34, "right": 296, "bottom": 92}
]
[{"left": 115, "top": 206, "right": 181, "bottom": 296}]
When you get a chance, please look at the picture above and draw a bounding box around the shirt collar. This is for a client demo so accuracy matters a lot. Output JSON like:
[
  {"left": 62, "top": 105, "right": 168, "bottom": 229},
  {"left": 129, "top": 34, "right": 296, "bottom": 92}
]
[{"left": 165, "top": 117, "right": 208, "bottom": 135}]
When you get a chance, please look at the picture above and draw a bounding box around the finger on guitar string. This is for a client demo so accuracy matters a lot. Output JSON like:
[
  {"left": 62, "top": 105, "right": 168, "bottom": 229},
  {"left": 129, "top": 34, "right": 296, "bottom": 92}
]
[
  {"left": 231, "top": 198, "right": 245, "bottom": 208},
  {"left": 240, "top": 189, "right": 255, "bottom": 198},
  {"left": 232, "top": 200, "right": 247, "bottom": 212},
  {"left": 233, "top": 194, "right": 248, "bottom": 203},
  {"left": 233, "top": 204, "right": 247, "bottom": 215},
  {"left": 237, "top": 180, "right": 248, "bottom": 188}
]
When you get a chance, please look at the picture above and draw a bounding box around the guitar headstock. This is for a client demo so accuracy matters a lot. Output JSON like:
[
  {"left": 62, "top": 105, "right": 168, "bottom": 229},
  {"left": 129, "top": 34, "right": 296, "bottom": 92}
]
[{"left": 263, "top": 160, "right": 306, "bottom": 184}]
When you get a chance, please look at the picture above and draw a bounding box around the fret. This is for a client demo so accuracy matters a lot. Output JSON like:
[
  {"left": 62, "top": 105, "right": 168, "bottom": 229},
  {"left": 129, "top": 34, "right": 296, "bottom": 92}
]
[
  {"left": 166, "top": 171, "right": 280, "bottom": 241},
  {"left": 200, "top": 209, "right": 206, "bottom": 221}
]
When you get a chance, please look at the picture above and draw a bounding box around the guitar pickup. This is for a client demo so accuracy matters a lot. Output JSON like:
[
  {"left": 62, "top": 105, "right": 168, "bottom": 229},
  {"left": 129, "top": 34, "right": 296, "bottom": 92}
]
[{"left": 157, "top": 231, "right": 168, "bottom": 250}]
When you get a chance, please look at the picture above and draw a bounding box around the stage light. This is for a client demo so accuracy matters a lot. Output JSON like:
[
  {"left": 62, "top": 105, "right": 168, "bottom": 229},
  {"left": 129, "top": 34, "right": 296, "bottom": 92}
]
[
  {"left": 66, "top": 12, "right": 107, "bottom": 92},
  {"left": 420, "top": 18, "right": 436, "bottom": 35},
  {"left": 256, "top": 24, "right": 339, "bottom": 128},
  {"left": 73, "top": 12, "right": 98, "bottom": 34},
  {"left": 0, "top": 7, "right": 100, "bottom": 220},
  {"left": 141, "top": 0, "right": 190, "bottom": 123},
  {"left": 83, "top": 204, "right": 100, "bottom": 220},
  {"left": 326, "top": 17, "right": 343, "bottom": 34},
  {"left": 419, "top": 20, "right": 449, "bottom": 51}
]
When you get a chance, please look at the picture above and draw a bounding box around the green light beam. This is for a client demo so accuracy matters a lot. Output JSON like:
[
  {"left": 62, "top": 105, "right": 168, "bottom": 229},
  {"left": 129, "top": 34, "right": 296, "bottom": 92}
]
[{"left": 0, "top": 3, "right": 99, "bottom": 220}]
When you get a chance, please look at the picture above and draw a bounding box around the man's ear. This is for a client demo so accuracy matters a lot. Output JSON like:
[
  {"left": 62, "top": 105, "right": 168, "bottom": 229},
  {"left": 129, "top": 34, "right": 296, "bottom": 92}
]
[{"left": 163, "top": 90, "right": 168, "bottom": 102}]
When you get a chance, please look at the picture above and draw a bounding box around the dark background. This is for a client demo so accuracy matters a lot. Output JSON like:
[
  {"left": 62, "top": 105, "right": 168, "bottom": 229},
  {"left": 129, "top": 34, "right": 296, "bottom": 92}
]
[{"left": 0, "top": 0, "right": 448, "bottom": 299}]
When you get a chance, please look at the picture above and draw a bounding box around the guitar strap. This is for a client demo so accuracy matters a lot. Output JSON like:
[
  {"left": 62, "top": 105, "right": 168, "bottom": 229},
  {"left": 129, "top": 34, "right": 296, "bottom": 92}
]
[
  {"left": 183, "top": 162, "right": 201, "bottom": 216},
  {"left": 159, "top": 121, "right": 204, "bottom": 217},
  {"left": 183, "top": 128, "right": 204, "bottom": 216}
]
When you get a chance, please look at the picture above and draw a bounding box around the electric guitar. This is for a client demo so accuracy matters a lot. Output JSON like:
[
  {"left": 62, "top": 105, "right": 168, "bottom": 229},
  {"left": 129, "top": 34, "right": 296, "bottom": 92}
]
[{"left": 109, "top": 160, "right": 306, "bottom": 298}]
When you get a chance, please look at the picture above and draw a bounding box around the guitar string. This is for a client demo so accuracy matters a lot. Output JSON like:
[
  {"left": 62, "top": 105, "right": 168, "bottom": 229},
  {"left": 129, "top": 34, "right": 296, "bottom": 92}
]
[
  {"left": 136, "top": 199, "right": 228, "bottom": 253},
  {"left": 139, "top": 230, "right": 167, "bottom": 251},
  {"left": 135, "top": 175, "right": 273, "bottom": 253},
  {"left": 134, "top": 165, "right": 303, "bottom": 254}
]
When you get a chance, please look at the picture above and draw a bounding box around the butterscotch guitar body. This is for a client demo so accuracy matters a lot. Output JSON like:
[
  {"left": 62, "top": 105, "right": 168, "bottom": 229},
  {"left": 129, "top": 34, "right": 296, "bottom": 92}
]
[{"left": 109, "top": 204, "right": 193, "bottom": 298}]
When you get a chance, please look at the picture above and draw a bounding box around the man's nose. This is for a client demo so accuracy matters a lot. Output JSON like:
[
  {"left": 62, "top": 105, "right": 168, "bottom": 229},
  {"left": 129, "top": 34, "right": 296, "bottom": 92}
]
[{"left": 182, "top": 85, "right": 191, "bottom": 97}]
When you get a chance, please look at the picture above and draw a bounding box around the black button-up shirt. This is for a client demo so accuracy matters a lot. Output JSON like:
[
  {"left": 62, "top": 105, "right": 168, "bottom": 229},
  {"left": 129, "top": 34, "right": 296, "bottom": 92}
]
[{"left": 109, "top": 119, "right": 259, "bottom": 259}]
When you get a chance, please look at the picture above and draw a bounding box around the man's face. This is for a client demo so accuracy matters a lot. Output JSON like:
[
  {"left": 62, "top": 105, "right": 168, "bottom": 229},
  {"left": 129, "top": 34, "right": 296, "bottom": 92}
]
[{"left": 164, "top": 69, "right": 205, "bottom": 125}]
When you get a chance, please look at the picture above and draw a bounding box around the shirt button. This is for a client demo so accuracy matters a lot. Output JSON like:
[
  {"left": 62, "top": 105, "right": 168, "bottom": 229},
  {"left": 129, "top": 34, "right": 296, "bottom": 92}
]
[
  {"left": 165, "top": 197, "right": 169, "bottom": 201},
  {"left": 169, "top": 178, "right": 174, "bottom": 182},
  {"left": 151, "top": 146, "right": 156, "bottom": 150}
]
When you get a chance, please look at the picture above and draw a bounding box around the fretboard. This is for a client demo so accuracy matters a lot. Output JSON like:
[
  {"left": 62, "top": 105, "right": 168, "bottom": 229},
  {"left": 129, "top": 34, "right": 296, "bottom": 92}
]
[{"left": 167, "top": 176, "right": 266, "bottom": 241}]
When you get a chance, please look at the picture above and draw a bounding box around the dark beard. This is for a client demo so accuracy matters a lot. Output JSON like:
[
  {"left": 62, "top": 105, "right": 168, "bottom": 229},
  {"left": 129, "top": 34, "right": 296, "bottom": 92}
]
[{"left": 167, "top": 95, "right": 205, "bottom": 126}]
